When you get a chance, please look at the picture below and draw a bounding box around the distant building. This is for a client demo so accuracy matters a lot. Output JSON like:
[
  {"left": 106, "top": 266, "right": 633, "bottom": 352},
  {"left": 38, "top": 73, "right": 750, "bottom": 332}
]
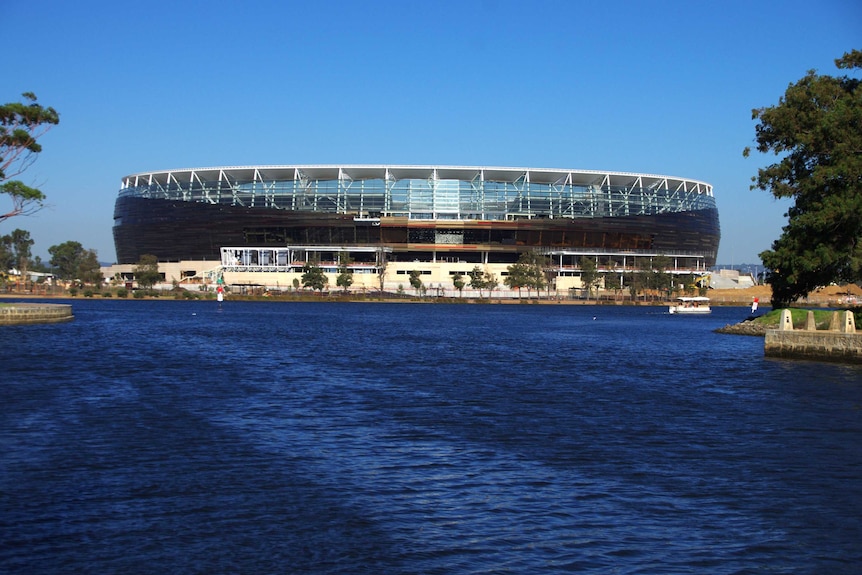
[{"left": 107, "top": 165, "right": 720, "bottom": 293}]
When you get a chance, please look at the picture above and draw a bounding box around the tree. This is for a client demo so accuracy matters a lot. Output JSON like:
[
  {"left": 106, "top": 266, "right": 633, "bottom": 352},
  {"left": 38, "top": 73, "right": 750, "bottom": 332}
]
[
  {"left": 1, "top": 228, "right": 33, "bottom": 273},
  {"left": 468, "top": 265, "right": 486, "bottom": 297},
  {"left": 505, "top": 251, "right": 545, "bottom": 298},
  {"left": 336, "top": 256, "right": 354, "bottom": 293},
  {"left": 0, "top": 93, "right": 60, "bottom": 223},
  {"left": 78, "top": 249, "right": 103, "bottom": 286},
  {"left": 744, "top": 50, "right": 862, "bottom": 306},
  {"left": 48, "top": 241, "right": 85, "bottom": 280},
  {"left": 301, "top": 262, "right": 328, "bottom": 292},
  {"left": 376, "top": 247, "right": 388, "bottom": 294},
  {"left": 408, "top": 269, "right": 424, "bottom": 296},
  {"left": 579, "top": 256, "right": 600, "bottom": 300},
  {"left": 452, "top": 272, "right": 465, "bottom": 297},
  {"left": 46, "top": 241, "right": 101, "bottom": 286},
  {"left": 649, "top": 255, "right": 673, "bottom": 298},
  {"left": 505, "top": 257, "right": 530, "bottom": 299},
  {"left": 483, "top": 270, "right": 499, "bottom": 297},
  {"left": 0, "top": 234, "right": 13, "bottom": 271},
  {"left": 134, "top": 254, "right": 161, "bottom": 289}
]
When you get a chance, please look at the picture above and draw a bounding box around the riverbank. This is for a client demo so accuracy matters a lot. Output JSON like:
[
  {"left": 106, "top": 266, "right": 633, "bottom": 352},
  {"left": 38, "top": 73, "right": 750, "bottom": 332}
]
[{"left": 2, "top": 283, "right": 858, "bottom": 308}]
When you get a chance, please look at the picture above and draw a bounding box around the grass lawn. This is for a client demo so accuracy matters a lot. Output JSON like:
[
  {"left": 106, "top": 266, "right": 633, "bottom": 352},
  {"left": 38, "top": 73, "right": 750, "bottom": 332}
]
[{"left": 754, "top": 308, "right": 860, "bottom": 329}]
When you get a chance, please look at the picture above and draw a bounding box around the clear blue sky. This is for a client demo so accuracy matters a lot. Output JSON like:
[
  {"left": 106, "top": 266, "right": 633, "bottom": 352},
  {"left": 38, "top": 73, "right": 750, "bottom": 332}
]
[{"left": 3, "top": 0, "right": 860, "bottom": 266}]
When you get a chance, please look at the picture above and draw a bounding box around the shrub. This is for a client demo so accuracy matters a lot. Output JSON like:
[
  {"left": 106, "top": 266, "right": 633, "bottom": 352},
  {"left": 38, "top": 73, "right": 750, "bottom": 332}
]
[
  {"left": 83, "top": 289, "right": 94, "bottom": 298},
  {"left": 133, "top": 290, "right": 145, "bottom": 299},
  {"left": 116, "top": 288, "right": 128, "bottom": 298},
  {"left": 102, "top": 291, "right": 113, "bottom": 298}
]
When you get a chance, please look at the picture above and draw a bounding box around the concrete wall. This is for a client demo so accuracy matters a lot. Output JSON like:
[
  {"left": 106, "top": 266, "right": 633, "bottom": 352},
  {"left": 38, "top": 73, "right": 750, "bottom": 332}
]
[
  {"left": 764, "top": 309, "right": 862, "bottom": 363},
  {"left": 0, "top": 304, "right": 74, "bottom": 325},
  {"left": 102, "top": 259, "right": 593, "bottom": 296}
]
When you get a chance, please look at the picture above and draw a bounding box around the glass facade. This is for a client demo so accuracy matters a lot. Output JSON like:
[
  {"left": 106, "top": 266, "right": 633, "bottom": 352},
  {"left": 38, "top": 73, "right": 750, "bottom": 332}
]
[
  {"left": 113, "top": 165, "right": 720, "bottom": 266},
  {"left": 119, "top": 166, "right": 716, "bottom": 221}
]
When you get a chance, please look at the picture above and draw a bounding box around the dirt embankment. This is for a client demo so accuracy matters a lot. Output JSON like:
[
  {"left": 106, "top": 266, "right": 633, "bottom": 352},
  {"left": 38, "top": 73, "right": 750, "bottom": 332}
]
[
  {"left": 712, "top": 284, "right": 862, "bottom": 336},
  {"left": 709, "top": 284, "right": 862, "bottom": 306}
]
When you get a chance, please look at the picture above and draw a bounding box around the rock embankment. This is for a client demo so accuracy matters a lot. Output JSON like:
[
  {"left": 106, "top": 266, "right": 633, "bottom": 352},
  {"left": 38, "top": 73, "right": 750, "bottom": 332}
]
[{"left": 714, "top": 320, "right": 774, "bottom": 336}]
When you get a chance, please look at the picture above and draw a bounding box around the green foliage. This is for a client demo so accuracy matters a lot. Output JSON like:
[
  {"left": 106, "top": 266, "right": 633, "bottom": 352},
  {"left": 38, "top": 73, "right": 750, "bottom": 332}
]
[
  {"left": 336, "top": 257, "right": 354, "bottom": 292},
  {"left": 0, "top": 235, "right": 12, "bottom": 271},
  {"left": 0, "top": 93, "right": 59, "bottom": 222},
  {"left": 578, "top": 256, "right": 600, "bottom": 299},
  {"left": 452, "top": 272, "right": 465, "bottom": 296},
  {"left": 376, "top": 247, "right": 388, "bottom": 293},
  {"left": 745, "top": 50, "right": 862, "bottom": 306},
  {"left": 0, "top": 181, "right": 45, "bottom": 223},
  {"left": 301, "top": 262, "right": 328, "bottom": 291},
  {"left": 7, "top": 228, "right": 33, "bottom": 272},
  {"left": 133, "top": 254, "right": 161, "bottom": 289},
  {"left": 647, "top": 255, "right": 673, "bottom": 294},
  {"left": 505, "top": 251, "right": 546, "bottom": 298},
  {"left": 468, "top": 266, "right": 486, "bottom": 296},
  {"left": 408, "top": 269, "right": 424, "bottom": 294},
  {"left": 45, "top": 239, "right": 101, "bottom": 285},
  {"left": 116, "top": 288, "right": 128, "bottom": 298},
  {"left": 1, "top": 228, "right": 34, "bottom": 272},
  {"left": 48, "top": 240, "right": 84, "bottom": 280},
  {"left": 753, "top": 307, "right": 855, "bottom": 329},
  {"left": 483, "top": 270, "right": 498, "bottom": 294},
  {"left": 623, "top": 256, "right": 673, "bottom": 299},
  {"left": 77, "top": 248, "right": 102, "bottom": 286}
]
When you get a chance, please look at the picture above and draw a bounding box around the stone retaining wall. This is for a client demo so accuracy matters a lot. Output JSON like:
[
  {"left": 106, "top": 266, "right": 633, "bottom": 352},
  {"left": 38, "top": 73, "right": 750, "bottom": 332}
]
[
  {"left": 765, "top": 309, "right": 862, "bottom": 363},
  {"left": 0, "top": 304, "right": 74, "bottom": 325}
]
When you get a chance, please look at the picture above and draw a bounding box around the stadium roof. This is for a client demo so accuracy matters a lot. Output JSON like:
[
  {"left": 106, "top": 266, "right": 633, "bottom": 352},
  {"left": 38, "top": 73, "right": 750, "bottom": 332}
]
[{"left": 122, "top": 165, "right": 713, "bottom": 196}]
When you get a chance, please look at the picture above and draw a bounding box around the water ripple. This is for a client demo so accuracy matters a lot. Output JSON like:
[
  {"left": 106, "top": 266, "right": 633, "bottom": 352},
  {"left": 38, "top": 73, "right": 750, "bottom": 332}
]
[{"left": 1, "top": 300, "right": 861, "bottom": 573}]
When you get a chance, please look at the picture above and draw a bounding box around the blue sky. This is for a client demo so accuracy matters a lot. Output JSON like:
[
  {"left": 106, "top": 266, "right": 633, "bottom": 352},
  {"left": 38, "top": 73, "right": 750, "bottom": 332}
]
[{"left": 3, "top": 0, "right": 860, "bottom": 265}]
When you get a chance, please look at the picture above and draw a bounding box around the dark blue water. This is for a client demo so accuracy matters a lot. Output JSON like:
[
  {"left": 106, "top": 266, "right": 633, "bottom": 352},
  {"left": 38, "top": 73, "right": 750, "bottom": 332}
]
[{"left": 1, "top": 300, "right": 861, "bottom": 574}]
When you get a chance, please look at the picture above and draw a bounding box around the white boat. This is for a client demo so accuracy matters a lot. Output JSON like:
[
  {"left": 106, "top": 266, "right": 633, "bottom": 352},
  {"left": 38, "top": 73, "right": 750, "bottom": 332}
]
[{"left": 669, "top": 296, "right": 711, "bottom": 314}]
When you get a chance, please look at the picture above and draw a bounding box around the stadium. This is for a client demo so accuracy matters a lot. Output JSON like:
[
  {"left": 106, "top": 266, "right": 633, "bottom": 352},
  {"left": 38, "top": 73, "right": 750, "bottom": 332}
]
[{"left": 108, "top": 165, "right": 720, "bottom": 295}]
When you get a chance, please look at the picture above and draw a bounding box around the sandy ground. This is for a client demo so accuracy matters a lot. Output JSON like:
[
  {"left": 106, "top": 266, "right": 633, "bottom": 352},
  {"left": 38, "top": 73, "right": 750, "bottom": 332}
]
[{"left": 709, "top": 283, "right": 862, "bottom": 305}]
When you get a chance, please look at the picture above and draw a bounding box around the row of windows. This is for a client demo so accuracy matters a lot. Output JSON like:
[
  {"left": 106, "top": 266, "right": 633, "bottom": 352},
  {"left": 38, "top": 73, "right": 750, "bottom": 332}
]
[{"left": 241, "top": 225, "right": 656, "bottom": 250}]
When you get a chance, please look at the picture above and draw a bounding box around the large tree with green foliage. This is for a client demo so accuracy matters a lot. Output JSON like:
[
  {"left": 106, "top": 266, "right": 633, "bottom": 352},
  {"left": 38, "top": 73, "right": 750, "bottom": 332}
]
[
  {"left": 0, "top": 93, "right": 59, "bottom": 223},
  {"left": 468, "top": 265, "right": 487, "bottom": 297},
  {"left": 744, "top": 50, "right": 862, "bottom": 305},
  {"left": 133, "top": 254, "right": 161, "bottom": 289},
  {"left": 1, "top": 228, "right": 33, "bottom": 272},
  {"left": 48, "top": 240, "right": 101, "bottom": 284},
  {"left": 48, "top": 240, "right": 85, "bottom": 280},
  {"left": 505, "top": 251, "right": 546, "bottom": 298},
  {"left": 301, "top": 262, "right": 328, "bottom": 292},
  {"left": 78, "top": 249, "right": 103, "bottom": 286}
]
